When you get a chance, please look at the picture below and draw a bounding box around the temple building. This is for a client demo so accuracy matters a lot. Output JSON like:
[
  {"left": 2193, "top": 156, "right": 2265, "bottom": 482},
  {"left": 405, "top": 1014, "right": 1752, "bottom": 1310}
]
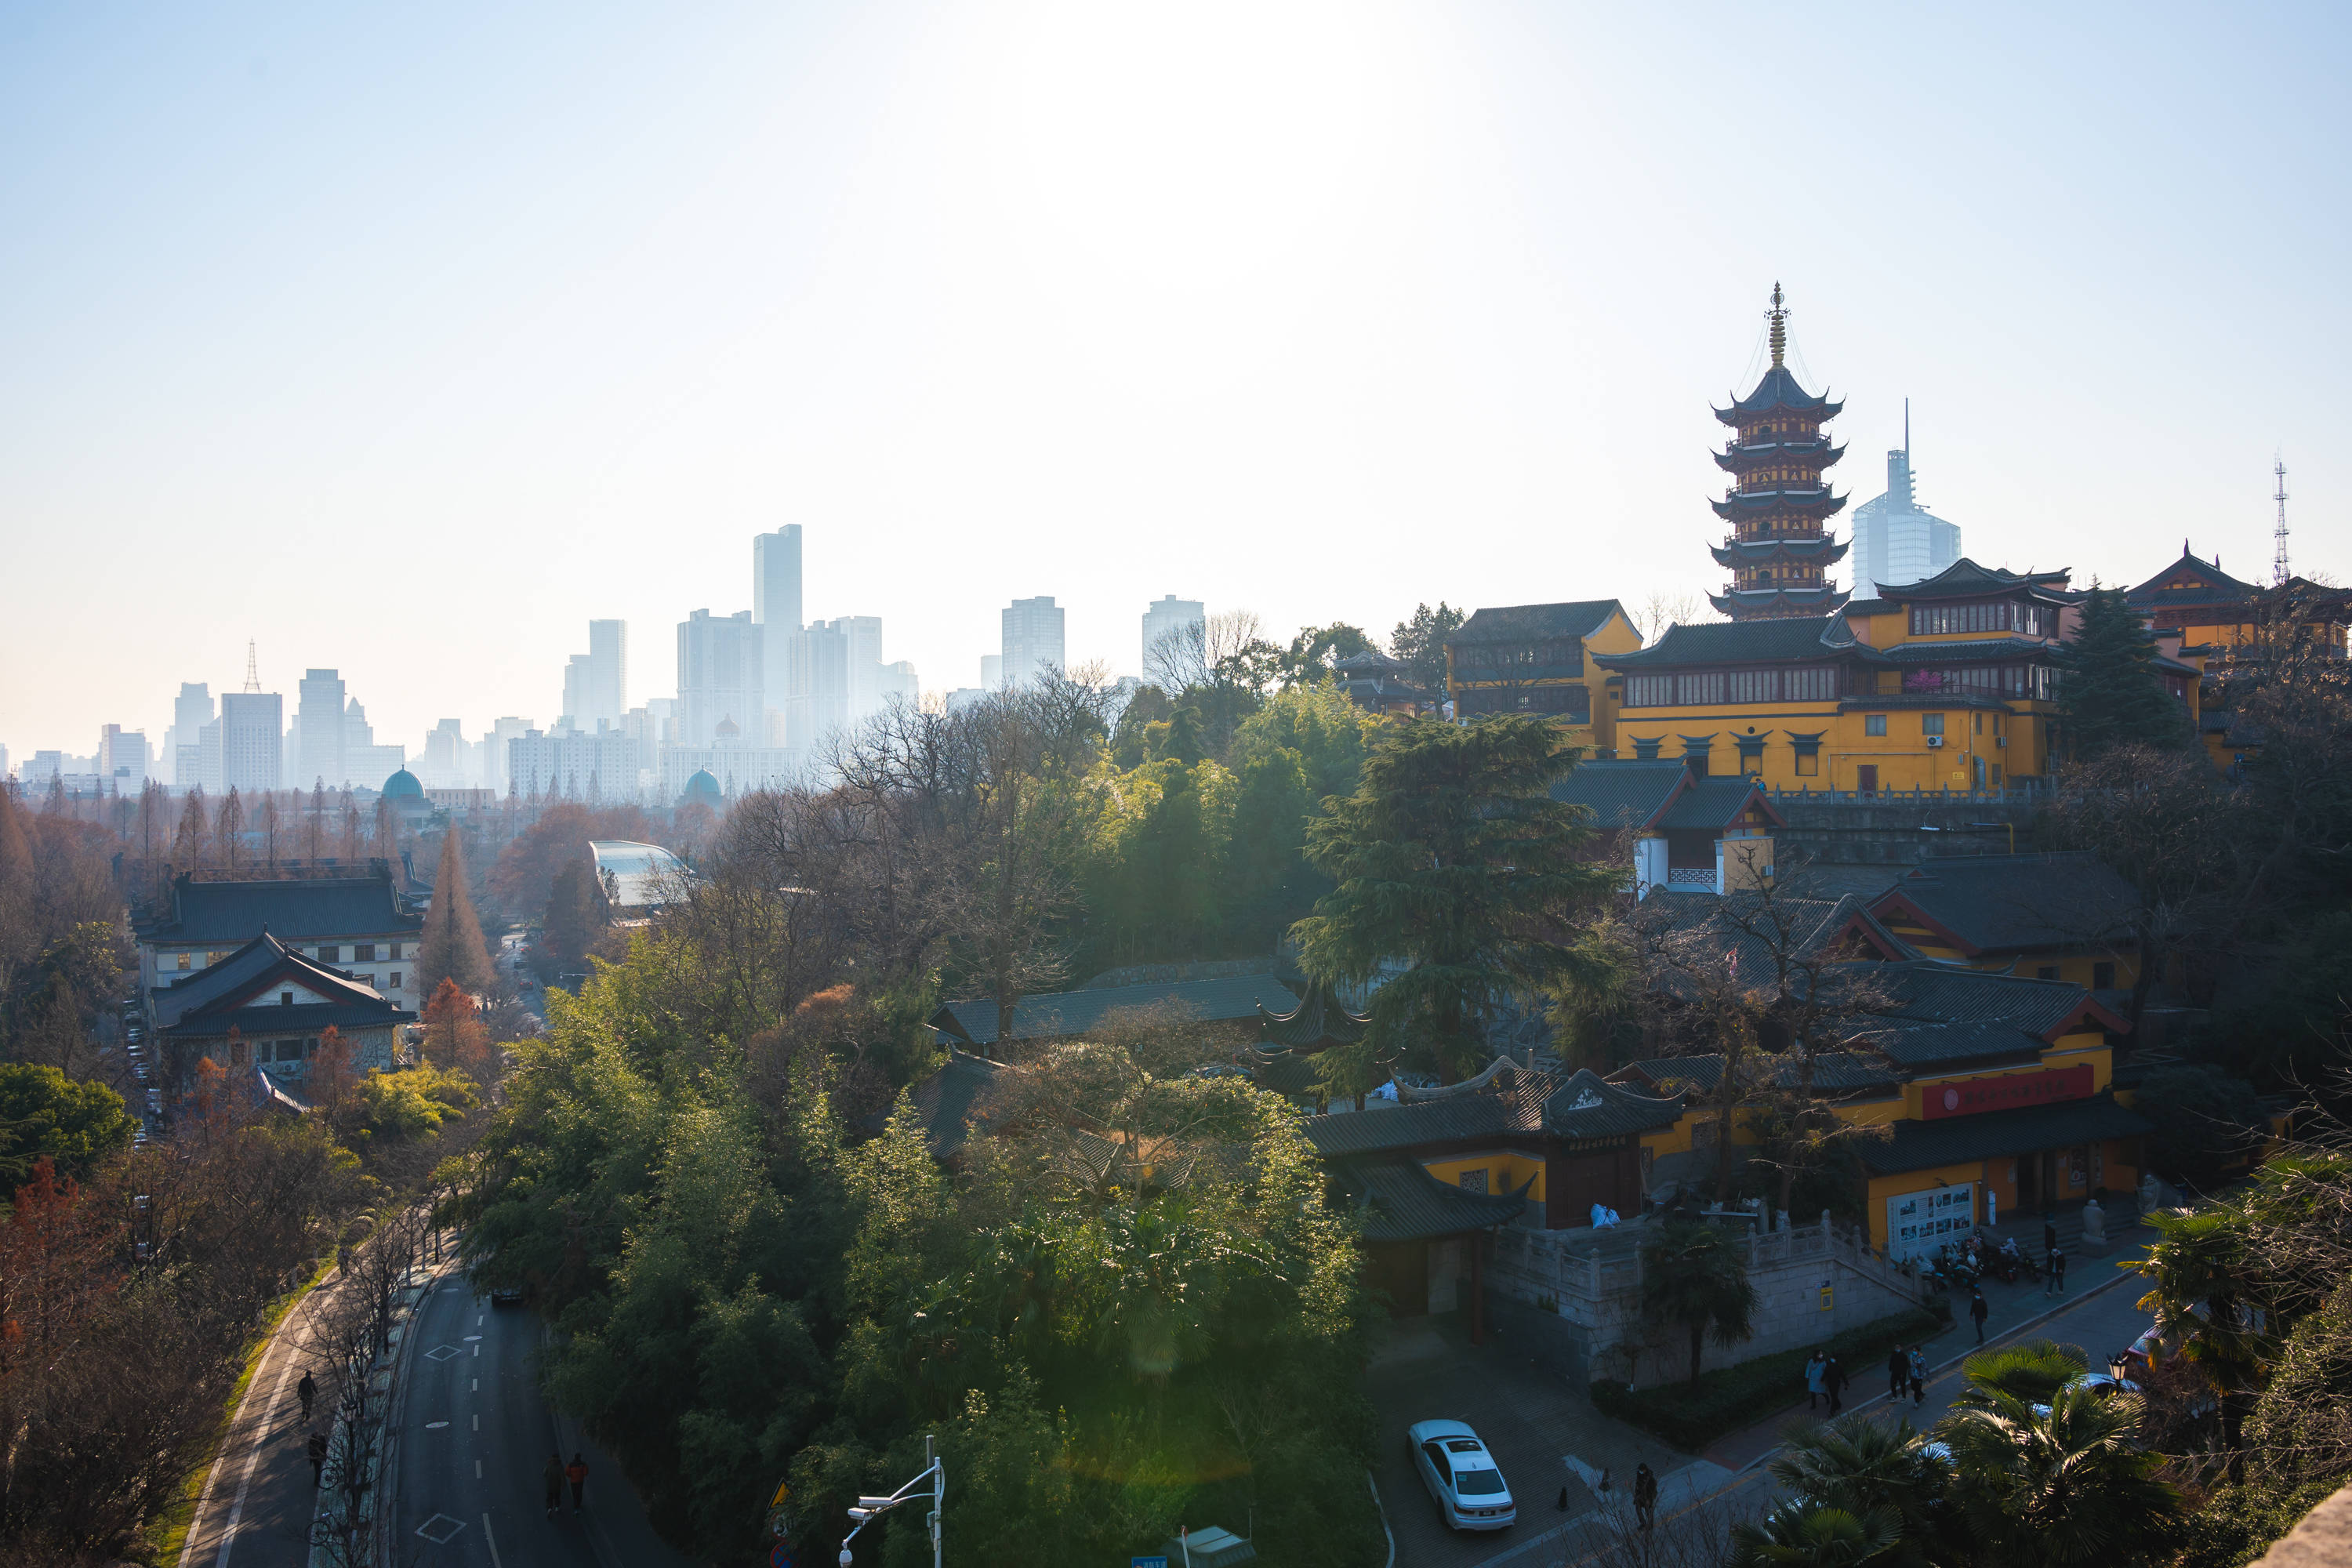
[
  {"left": 1708, "top": 285, "right": 1853, "bottom": 620},
  {"left": 1442, "top": 600, "right": 1641, "bottom": 751}
]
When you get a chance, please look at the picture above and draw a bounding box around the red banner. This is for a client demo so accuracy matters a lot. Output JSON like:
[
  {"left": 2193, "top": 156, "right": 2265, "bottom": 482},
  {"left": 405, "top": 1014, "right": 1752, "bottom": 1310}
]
[{"left": 1921, "top": 1064, "right": 2093, "bottom": 1120}]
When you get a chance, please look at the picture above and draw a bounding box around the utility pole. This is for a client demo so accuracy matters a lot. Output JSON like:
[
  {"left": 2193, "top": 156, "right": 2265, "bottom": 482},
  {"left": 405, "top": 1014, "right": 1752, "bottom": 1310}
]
[{"left": 2272, "top": 455, "right": 2291, "bottom": 586}]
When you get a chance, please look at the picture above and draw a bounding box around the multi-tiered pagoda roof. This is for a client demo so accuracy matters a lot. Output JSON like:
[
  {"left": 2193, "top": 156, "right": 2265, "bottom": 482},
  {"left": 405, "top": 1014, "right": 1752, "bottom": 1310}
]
[{"left": 1705, "top": 286, "right": 1853, "bottom": 620}]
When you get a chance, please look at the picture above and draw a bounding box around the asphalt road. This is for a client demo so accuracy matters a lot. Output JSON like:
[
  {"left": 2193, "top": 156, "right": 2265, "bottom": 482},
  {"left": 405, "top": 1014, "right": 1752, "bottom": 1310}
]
[{"left": 387, "top": 1277, "right": 689, "bottom": 1568}]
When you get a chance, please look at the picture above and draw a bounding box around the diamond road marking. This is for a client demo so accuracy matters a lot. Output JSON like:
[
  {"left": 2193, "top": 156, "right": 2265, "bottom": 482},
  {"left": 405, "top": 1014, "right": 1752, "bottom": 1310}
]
[
  {"left": 416, "top": 1514, "right": 468, "bottom": 1544},
  {"left": 425, "top": 1345, "right": 462, "bottom": 1362}
]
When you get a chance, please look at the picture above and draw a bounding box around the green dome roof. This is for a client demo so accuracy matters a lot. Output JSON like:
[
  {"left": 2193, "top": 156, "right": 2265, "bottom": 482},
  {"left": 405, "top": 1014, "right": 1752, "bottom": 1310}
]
[
  {"left": 383, "top": 768, "right": 423, "bottom": 798},
  {"left": 680, "top": 769, "right": 722, "bottom": 804}
]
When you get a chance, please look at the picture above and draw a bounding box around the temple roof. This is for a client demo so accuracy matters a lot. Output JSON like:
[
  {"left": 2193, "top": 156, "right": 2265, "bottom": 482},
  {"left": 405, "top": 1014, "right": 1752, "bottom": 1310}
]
[
  {"left": 1257, "top": 979, "right": 1370, "bottom": 1049},
  {"left": 153, "top": 931, "right": 415, "bottom": 1036},
  {"left": 1710, "top": 488, "right": 1849, "bottom": 522},
  {"left": 1549, "top": 761, "right": 1785, "bottom": 834},
  {"left": 1713, "top": 364, "right": 1844, "bottom": 424},
  {"left": 1448, "top": 600, "right": 1628, "bottom": 646},
  {"left": 2123, "top": 546, "right": 2264, "bottom": 612},
  {"left": 1708, "top": 586, "right": 1856, "bottom": 618},
  {"left": 1875, "top": 558, "right": 2074, "bottom": 604},
  {"left": 1339, "top": 1158, "right": 1534, "bottom": 1242},
  {"left": 1862, "top": 1094, "right": 2151, "bottom": 1174},
  {"left": 1302, "top": 1064, "right": 1684, "bottom": 1158},
  {"left": 1715, "top": 439, "right": 1843, "bottom": 474},
  {"left": 1710, "top": 536, "right": 1852, "bottom": 568},
  {"left": 1868, "top": 852, "right": 2140, "bottom": 957},
  {"left": 133, "top": 869, "right": 423, "bottom": 944},
  {"left": 1599, "top": 615, "right": 1881, "bottom": 670}
]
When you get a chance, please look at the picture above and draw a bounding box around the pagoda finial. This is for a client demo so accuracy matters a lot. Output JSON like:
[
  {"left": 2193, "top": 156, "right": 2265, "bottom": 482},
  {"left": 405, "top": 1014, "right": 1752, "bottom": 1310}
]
[{"left": 1766, "top": 282, "right": 1788, "bottom": 367}]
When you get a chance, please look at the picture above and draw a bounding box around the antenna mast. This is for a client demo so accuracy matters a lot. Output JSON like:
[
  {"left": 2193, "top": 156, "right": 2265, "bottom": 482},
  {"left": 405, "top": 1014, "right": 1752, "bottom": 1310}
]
[
  {"left": 2272, "top": 455, "right": 2290, "bottom": 586},
  {"left": 243, "top": 641, "right": 261, "bottom": 694}
]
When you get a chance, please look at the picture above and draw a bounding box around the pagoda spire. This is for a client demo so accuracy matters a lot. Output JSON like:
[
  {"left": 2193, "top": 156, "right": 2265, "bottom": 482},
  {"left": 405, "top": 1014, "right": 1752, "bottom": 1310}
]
[
  {"left": 1705, "top": 285, "right": 1849, "bottom": 621},
  {"left": 1767, "top": 282, "right": 1788, "bottom": 367}
]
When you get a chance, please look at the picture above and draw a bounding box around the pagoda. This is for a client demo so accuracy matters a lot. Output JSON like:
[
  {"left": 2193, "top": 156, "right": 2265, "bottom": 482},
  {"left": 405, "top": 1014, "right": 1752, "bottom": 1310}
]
[{"left": 1706, "top": 285, "right": 1852, "bottom": 619}]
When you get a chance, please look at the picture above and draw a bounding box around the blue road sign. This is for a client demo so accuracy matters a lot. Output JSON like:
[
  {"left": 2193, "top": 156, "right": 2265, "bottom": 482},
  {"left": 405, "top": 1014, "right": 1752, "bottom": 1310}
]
[{"left": 1134, "top": 1558, "right": 1170, "bottom": 1567}]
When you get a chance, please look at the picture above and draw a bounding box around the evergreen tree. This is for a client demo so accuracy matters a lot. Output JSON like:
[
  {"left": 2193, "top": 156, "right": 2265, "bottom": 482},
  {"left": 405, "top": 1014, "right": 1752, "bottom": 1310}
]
[
  {"left": 416, "top": 832, "right": 495, "bottom": 996},
  {"left": 1388, "top": 601, "right": 1465, "bottom": 704},
  {"left": 1290, "top": 716, "right": 1616, "bottom": 1087},
  {"left": 216, "top": 787, "right": 245, "bottom": 871},
  {"left": 2061, "top": 584, "right": 2194, "bottom": 756},
  {"left": 1640, "top": 1218, "right": 1759, "bottom": 1385}
]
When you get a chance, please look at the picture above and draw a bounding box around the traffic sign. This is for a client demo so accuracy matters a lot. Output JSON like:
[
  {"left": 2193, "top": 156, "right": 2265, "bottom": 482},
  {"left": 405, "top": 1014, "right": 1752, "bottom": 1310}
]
[{"left": 1134, "top": 1558, "right": 1170, "bottom": 1567}]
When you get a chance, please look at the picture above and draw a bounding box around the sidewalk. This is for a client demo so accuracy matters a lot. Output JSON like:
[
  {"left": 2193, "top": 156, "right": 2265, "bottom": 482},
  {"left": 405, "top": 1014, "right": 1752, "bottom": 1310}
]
[{"left": 1700, "top": 1225, "right": 2155, "bottom": 1473}]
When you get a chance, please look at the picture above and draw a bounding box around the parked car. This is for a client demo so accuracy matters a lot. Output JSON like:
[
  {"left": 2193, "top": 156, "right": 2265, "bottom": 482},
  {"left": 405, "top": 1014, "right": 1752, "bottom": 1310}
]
[
  {"left": 488, "top": 1282, "right": 527, "bottom": 1306},
  {"left": 1407, "top": 1420, "right": 1515, "bottom": 1532}
]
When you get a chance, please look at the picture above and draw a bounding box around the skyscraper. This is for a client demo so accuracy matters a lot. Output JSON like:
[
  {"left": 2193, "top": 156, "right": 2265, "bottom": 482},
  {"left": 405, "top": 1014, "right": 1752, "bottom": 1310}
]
[
  {"left": 981, "top": 654, "right": 1004, "bottom": 690},
  {"left": 97, "top": 725, "right": 151, "bottom": 789},
  {"left": 1848, "top": 409, "right": 1961, "bottom": 599},
  {"left": 677, "top": 609, "right": 764, "bottom": 748},
  {"left": 220, "top": 691, "right": 284, "bottom": 795},
  {"left": 1141, "top": 595, "right": 1204, "bottom": 680},
  {"left": 797, "top": 619, "right": 851, "bottom": 742},
  {"left": 171, "top": 682, "right": 215, "bottom": 789},
  {"left": 754, "top": 528, "right": 804, "bottom": 741},
  {"left": 840, "top": 615, "right": 884, "bottom": 724},
  {"left": 297, "top": 670, "right": 347, "bottom": 789},
  {"left": 1001, "top": 597, "right": 1065, "bottom": 689}
]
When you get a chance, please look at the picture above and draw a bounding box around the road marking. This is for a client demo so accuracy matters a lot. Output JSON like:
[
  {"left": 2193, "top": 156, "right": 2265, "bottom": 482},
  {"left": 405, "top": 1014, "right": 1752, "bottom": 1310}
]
[
  {"left": 463, "top": 1334, "right": 484, "bottom": 1341},
  {"left": 426, "top": 1421, "right": 450, "bottom": 1430},
  {"left": 477, "top": 1314, "right": 484, "bottom": 1327},
  {"left": 483, "top": 1515, "right": 504, "bottom": 1568},
  {"left": 472, "top": 1378, "right": 478, "bottom": 1392},
  {"left": 210, "top": 1312, "right": 307, "bottom": 1567},
  {"left": 474, "top": 1344, "right": 480, "bottom": 1357},
  {"left": 477, "top": 1459, "right": 484, "bottom": 1479},
  {"left": 473, "top": 1414, "right": 480, "bottom": 1432},
  {"left": 415, "top": 1514, "right": 468, "bottom": 1544}
]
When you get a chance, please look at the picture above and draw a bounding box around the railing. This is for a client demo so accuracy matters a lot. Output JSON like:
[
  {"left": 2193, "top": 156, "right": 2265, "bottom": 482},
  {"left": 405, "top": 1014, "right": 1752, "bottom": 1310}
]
[
  {"left": 1762, "top": 781, "right": 2049, "bottom": 803},
  {"left": 1490, "top": 1215, "right": 1932, "bottom": 1324},
  {"left": 1665, "top": 866, "right": 1715, "bottom": 887}
]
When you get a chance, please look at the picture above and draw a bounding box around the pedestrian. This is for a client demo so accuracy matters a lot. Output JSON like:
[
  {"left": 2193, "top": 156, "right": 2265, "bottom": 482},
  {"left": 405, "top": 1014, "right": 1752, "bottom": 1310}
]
[
  {"left": 1908, "top": 1345, "right": 1928, "bottom": 1405},
  {"left": 307, "top": 1432, "right": 328, "bottom": 1487},
  {"left": 1822, "top": 1356, "right": 1847, "bottom": 1415},
  {"left": 566, "top": 1452, "right": 588, "bottom": 1514},
  {"left": 2050, "top": 1247, "right": 2067, "bottom": 1295},
  {"left": 543, "top": 1452, "right": 565, "bottom": 1520},
  {"left": 297, "top": 1369, "right": 316, "bottom": 1421},
  {"left": 1633, "top": 1463, "right": 1658, "bottom": 1531},
  {"left": 1556, "top": 1484, "right": 1569, "bottom": 1512},
  {"left": 1804, "top": 1350, "right": 1827, "bottom": 1410},
  {"left": 1969, "top": 1288, "right": 1989, "bottom": 1345},
  {"left": 1886, "top": 1345, "right": 1908, "bottom": 1403}
]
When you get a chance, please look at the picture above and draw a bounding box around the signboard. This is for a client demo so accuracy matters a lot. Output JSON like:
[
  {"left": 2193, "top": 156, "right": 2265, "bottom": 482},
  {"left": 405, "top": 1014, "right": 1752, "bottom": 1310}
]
[
  {"left": 1920, "top": 1065, "right": 2093, "bottom": 1121},
  {"left": 1886, "top": 1182, "right": 1975, "bottom": 1264},
  {"left": 1134, "top": 1559, "right": 1171, "bottom": 1568}
]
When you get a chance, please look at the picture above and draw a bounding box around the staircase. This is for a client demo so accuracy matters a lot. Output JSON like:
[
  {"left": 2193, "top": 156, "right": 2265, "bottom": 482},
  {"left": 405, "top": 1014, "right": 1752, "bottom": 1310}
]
[{"left": 1984, "top": 1192, "right": 2142, "bottom": 1260}]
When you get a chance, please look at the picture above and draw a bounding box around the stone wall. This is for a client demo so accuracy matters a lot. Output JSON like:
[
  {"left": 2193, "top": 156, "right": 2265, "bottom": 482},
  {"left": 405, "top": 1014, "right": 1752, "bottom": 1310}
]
[
  {"left": 1485, "top": 1216, "right": 1934, "bottom": 1391},
  {"left": 1762, "top": 793, "right": 2041, "bottom": 869}
]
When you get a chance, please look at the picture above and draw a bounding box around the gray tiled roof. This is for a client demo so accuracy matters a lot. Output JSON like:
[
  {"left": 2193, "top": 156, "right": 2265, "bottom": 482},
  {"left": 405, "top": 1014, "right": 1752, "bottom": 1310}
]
[
  {"left": 907, "top": 1050, "right": 1007, "bottom": 1160},
  {"left": 1551, "top": 760, "right": 1686, "bottom": 829},
  {"left": 1716, "top": 363, "right": 1841, "bottom": 418},
  {"left": 1595, "top": 615, "right": 1885, "bottom": 670},
  {"left": 1882, "top": 638, "right": 2059, "bottom": 663},
  {"left": 1448, "top": 601, "right": 1627, "bottom": 646},
  {"left": 1875, "top": 558, "right": 2073, "bottom": 603},
  {"left": 135, "top": 872, "right": 423, "bottom": 945},
  {"left": 1345, "top": 1159, "right": 1534, "bottom": 1242},
  {"left": 1872, "top": 854, "right": 2138, "bottom": 956},
  {"left": 1257, "top": 981, "right": 1368, "bottom": 1048},
  {"left": 154, "top": 931, "right": 412, "bottom": 1036},
  {"left": 1656, "top": 777, "right": 1777, "bottom": 831},
  {"left": 1862, "top": 1094, "right": 2151, "bottom": 1173},
  {"left": 931, "top": 974, "right": 1301, "bottom": 1049},
  {"left": 2124, "top": 550, "right": 2262, "bottom": 610},
  {"left": 1303, "top": 1066, "right": 1682, "bottom": 1158},
  {"left": 1615, "top": 1051, "right": 1897, "bottom": 1096}
]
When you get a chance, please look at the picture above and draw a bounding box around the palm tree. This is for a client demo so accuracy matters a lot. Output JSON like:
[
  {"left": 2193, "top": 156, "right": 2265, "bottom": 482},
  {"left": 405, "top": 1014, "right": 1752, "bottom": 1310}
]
[
  {"left": 1730, "top": 1501, "right": 1904, "bottom": 1568},
  {"left": 1950, "top": 1338, "right": 2089, "bottom": 1409},
  {"left": 2137, "top": 1206, "right": 2269, "bottom": 1459},
  {"left": 1767, "top": 1417, "right": 1958, "bottom": 1566},
  {"left": 1641, "top": 1218, "right": 1759, "bottom": 1386},
  {"left": 1936, "top": 1383, "right": 2183, "bottom": 1566}
]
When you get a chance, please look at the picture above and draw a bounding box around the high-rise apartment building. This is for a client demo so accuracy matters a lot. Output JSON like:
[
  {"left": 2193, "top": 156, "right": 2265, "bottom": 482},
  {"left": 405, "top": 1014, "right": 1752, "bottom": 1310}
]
[
  {"left": 97, "top": 725, "right": 151, "bottom": 789},
  {"left": 1141, "top": 595, "right": 1204, "bottom": 680},
  {"left": 296, "top": 670, "right": 347, "bottom": 789},
  {"left": 877, "top": 660, "right": 920, "bottom": 712},
  {"left": 420, "top": 720, "right": 468, "bottom": 788},
  {"left": 343, "top": 699, "right": 404, "bottom": 789},
  {"left": 796, "top": 620, "right": 851, "bottom": 743},
  {"left": 481, "top": 717, "right": 532, "bottom": 794},
  {"left": 1001, "top": 597, "right": 1065, "bottom": 689},
  {"left": 981, "top": 654, "right": 1004, "bottom": 690},
  {"left": 677, "top": 610, "right": 764, "bottom": 748},
  {"left": 839, "top": 615, "right": 884, "bottom": 725},
  {"left": 220, "top": 691, "right": 284, "bottom": 795},
  {"left": 558, "top": 620, "right": 627, "bottom": 731},
  {"left": 754, "top": 528, "right": 804, "bottom": 741},
  {"left": 169, "top": 683, "right": 215, "bottom": 789},
  {"left": 1849, "top": 427, "right": 1961, "bottom": 601}
]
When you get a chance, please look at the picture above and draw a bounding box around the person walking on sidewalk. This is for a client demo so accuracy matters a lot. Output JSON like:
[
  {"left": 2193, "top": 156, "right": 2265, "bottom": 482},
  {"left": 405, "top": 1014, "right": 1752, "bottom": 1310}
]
[
  {"left": 1886, "top": 1345, "right": 1909, "bottom": 1403},
  {"left": 567, "top": 1452, "right": 588, "bottom": 1514},
  {"left": 1908, "top": 1345, "right": 1929, "bottom": 1405},
  {"left": 1633, "top": 1463, "right": 1658, "bottom": 1530},
  {"left": 1805, "top": 1351, "right": 1828, "bottom": 1410},
  {"left": 1822, "top": 1356, "right": 1848, "bottom": 1415},
  {"left": 1969, "top": 1288, "right": 1990, "bottom": 1344},
  {"left": 307, "top": 1432, "right": 328, "bottom": 1487},
  {"left": 2049, "top": 1247, "right": 2067, "bottom": 1296},
  {"left": 297, "top": 1369, "right": 316, "bottom": 1422},
  {"left": 543, "top": 1453, "right": 566, "bottom": 1520}
]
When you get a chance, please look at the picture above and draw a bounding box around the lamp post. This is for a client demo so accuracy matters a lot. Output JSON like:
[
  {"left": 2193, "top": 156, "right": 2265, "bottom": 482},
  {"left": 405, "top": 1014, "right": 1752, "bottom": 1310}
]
[{"left": 838, "top": 1435, "right": 944, "bottom": 1568}]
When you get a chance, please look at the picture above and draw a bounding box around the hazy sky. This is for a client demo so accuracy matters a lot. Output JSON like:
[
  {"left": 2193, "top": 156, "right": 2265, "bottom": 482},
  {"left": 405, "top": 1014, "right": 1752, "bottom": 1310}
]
[{"left": 5, "top": 1, "right": 2348, "bottom": 757}]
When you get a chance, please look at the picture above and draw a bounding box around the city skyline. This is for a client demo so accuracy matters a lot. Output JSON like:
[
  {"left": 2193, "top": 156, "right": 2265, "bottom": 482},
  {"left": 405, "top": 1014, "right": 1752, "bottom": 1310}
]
[{"left": 4, "top": 3, "right": 2349, "bottom": 753}]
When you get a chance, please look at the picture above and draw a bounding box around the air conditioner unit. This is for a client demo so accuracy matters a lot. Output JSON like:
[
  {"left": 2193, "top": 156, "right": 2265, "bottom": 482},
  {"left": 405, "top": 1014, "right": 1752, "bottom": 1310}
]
[
  {"left": 1995, "top": 735, "right": 2007, "bottom": 748},
  {"left": 1926, "top": 736, "right": 1945, "bottom": 749}
]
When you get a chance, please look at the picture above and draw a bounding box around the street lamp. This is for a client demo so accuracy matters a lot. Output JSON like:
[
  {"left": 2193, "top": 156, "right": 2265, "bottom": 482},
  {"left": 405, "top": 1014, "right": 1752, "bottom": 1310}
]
[{"left": 838, "top": 1435, "right": 945, "bottom": 1568}]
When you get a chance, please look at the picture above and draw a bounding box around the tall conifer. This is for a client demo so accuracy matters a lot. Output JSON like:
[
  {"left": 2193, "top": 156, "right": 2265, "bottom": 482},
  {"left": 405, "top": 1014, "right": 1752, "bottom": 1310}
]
[
  {"left": 417, "top": 831, "right": 494, "bottom": 997},
  {"left": 2062, "top": 584, "right": 2194, "bottom": 757}
]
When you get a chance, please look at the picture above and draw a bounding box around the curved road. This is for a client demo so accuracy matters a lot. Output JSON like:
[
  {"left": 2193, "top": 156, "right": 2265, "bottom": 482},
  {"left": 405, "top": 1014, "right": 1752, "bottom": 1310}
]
[{"left": 388, "top": 1275, "right": 689, "bottom": 1567}]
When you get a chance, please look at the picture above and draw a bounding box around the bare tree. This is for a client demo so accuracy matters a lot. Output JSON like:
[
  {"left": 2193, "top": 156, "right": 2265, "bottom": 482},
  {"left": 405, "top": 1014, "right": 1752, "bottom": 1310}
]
[{"left": 1632, "top": 589, "right": 1716, "bottom": 648}]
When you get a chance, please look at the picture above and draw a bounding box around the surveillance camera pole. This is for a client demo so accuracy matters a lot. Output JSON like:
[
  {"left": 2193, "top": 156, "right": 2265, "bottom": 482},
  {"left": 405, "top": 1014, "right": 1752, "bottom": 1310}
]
[{"left": 838, "top": 1434, "right": 944, "bottom": 1568}]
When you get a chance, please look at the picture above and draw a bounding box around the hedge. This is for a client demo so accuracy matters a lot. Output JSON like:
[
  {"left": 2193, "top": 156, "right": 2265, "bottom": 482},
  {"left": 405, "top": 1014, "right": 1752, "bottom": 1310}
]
[{"left": 1590, "top": 1305, "right": 1949, "bottom": 1453}]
